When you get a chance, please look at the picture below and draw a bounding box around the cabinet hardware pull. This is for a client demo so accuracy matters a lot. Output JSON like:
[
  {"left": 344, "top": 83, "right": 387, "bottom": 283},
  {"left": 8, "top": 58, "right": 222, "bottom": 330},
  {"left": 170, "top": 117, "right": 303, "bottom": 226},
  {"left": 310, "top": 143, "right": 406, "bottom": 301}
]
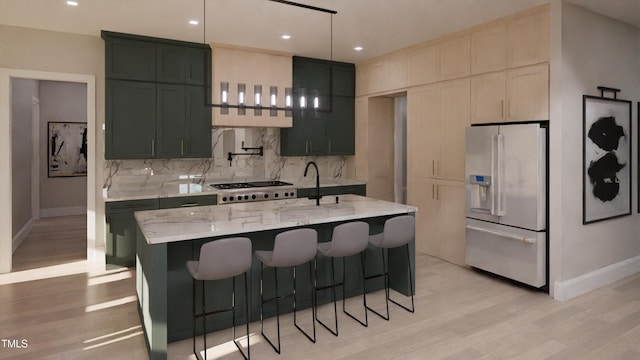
[
  {"left": 181, "top": 140, "right": 184, "bottom": 156},
  {"left": 436, "top": 184, "right": 439, "bottom": 200},
  {"left": 151, "top": 140, "right": 155, "bottom": 156},
  {"left": 305, "top": 141, "right": 309, "bottom": 154},
  {"left": 432, "top": 160, "right": 435, "bottom": 176},
  {"left": 180, "top": 203, "right": 199, "bottom": 207},
  {"left": 501, "top": 100, "right": 504, "bottom": 118},
  {"left": 432, "top": 184, "right": 435, "bottom": 200}
]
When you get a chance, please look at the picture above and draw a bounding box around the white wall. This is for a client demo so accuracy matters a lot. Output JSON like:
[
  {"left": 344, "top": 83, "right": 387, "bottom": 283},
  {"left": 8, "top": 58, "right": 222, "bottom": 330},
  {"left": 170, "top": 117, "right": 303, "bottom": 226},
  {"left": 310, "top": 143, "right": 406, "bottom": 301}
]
[
  {"left": 551, "top": 1, "right": 640, "bottom": 300},
  {"left": 10, "top": 79, "right": 37, "bottom": 237},
  {"left": 38, "top": 81, "right": 87, "bottom": 216}
]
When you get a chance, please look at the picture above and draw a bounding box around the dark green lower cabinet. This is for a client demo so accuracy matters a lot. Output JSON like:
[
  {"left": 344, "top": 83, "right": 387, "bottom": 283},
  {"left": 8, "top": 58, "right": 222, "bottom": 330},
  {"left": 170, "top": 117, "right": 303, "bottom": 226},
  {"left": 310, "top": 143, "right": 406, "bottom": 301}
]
[
  {"left": 106, "top": 199, "right": 159, "bottom": 268},
  {"left": 106, "top": 195, "right": 216, "bottom": 268}
]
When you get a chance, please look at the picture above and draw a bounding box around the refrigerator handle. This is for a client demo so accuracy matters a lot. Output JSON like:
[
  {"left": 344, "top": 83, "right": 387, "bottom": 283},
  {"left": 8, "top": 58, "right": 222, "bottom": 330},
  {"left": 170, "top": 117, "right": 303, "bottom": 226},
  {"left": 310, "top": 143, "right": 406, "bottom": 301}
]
[
  {"left": 496, "top": 133, "right": 506, "bottom": 216},
  {"left": 465, "top": 225, "right": 536, "bottom": 244},
  {"left": 490, "top": 134, "right": 497, "bottom": 215}
]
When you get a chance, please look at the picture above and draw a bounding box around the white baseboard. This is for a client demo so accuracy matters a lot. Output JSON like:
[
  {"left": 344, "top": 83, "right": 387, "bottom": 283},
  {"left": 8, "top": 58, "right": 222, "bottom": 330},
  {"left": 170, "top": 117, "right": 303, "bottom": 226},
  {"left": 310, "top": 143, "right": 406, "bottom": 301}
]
[
  {"left": 12, "top": 218, "right": 33, "bottom": 253},
  {"left": 40, "top": 206, "right": 87, "bottom": 218},
  {"left": 553, "top": 255, "right": 640, "bottom": 301}
]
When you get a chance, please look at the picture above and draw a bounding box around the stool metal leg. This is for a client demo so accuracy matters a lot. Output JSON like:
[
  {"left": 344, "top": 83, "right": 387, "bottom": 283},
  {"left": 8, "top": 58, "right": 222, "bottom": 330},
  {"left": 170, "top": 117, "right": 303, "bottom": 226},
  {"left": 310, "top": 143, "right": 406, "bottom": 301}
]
[
  {"left": 260, "top": 263, "right": 282, "bottom": 354},
  {"left": 293, "top": 262, "right": 317, "bottom": 343},
  {"left": 342, "top": 253, "right": 368, "bottom": 327},
  {"left": 388, "top": 243, "right": 415, "bottom": 313},
  {"left": 316, "top": 257, "right": 338, "bottom": 336},
  {"left": 366, "top": 248, "right": 391, "bottom": 321},
  {"left": 192, "top": 278, "right": 196, "bottom": 358},
  {"left": 202, "top": 280, "right": 207, "bottom": 359},
  {"left": 232, "top": 273, "right": 250, "bottom": 360}
]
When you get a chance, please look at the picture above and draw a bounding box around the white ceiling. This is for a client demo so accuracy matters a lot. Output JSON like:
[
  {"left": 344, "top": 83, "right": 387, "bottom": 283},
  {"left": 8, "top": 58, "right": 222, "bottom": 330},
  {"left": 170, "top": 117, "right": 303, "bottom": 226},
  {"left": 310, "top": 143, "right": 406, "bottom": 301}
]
[{"left": 1, "top": 0, "right": 639, "bottom": 64}]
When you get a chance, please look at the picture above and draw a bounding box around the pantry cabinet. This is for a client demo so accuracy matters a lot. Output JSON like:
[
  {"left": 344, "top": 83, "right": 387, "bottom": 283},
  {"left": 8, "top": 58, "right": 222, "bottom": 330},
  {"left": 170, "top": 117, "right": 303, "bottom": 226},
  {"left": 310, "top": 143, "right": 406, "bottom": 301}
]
[
  {"left": 408, "top": 78, "right": 470, "bottom": 182},
  {"left": 407, "top": 177, "right": 465, "bottom": 266}
]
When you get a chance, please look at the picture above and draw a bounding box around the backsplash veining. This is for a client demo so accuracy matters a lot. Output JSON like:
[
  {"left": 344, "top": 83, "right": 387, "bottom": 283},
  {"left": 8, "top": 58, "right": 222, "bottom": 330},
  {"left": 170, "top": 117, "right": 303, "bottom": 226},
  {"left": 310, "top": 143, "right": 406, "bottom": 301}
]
[{"left": 103, "top": 128, "right": 347, "bottom": 189}]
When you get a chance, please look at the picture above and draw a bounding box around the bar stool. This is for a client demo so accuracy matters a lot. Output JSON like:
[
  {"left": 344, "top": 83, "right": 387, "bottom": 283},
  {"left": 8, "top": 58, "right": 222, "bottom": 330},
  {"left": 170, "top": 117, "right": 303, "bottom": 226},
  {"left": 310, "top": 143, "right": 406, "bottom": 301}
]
[
  {"left": 255, "top": 228, "right": 317, "bottom": 354},
  {"left": 316, "top": 221, "right": 370, "bottom": 336},
  {"left": 365, "top": 215, "right": 415, "bottom": 321},
  {"left": 186, "top": 237, "right": 252, "bottom": 360}
]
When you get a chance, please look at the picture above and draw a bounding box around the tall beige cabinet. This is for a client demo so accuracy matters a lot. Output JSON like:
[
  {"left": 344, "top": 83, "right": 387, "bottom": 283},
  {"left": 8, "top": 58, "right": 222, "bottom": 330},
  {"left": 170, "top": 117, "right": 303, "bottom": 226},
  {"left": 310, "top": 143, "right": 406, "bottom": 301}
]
[{"left": 353, "top": 4, "right": 549, "bottom": 266}]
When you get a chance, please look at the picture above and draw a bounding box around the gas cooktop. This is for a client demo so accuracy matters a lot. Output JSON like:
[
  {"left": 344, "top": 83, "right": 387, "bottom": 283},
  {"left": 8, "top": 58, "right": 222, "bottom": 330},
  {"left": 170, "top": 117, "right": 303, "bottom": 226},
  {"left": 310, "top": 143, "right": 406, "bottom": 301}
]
[
  {"left": 209, "top": 180, "right": 296, "bottom": 204},
  {"left": 210, "top": 180, "right": 293, "bottom": 190}
]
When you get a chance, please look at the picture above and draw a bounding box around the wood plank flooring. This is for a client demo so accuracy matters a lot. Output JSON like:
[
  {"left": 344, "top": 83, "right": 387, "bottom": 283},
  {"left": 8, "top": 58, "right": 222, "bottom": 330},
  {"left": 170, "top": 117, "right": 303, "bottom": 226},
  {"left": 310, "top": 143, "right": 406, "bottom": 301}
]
[{"left": 1, "top": 215, "right": 639, "bottom": 359}]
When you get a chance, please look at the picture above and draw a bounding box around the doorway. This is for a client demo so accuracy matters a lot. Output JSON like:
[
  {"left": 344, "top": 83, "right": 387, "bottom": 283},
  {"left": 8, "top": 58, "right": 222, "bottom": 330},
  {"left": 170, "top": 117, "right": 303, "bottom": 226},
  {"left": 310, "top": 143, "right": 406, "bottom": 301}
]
[
  {"left": 366, "top": 93, "right": 407, "bottom": 204},
  {"left": 0, "top": 68, "right": 97, "bottom": 274}
]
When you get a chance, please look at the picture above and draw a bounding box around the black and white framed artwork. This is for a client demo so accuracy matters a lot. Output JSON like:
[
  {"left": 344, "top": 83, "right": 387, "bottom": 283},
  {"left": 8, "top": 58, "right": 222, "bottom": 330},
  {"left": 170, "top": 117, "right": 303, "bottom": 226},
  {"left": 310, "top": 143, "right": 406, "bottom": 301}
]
[
  {"left": 48, "top": 122, "right": 88, "bottom": 177},
  {"left": 582, "top": 95, "right": 632, "bottom": 224}
]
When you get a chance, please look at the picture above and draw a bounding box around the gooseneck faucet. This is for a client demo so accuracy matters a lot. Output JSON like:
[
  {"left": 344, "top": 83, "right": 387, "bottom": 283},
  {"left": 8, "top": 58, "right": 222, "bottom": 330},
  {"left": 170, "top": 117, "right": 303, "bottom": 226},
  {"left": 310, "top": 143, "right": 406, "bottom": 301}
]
[{"left": 304, "top": 161, "right": 322, "bottom": 206}]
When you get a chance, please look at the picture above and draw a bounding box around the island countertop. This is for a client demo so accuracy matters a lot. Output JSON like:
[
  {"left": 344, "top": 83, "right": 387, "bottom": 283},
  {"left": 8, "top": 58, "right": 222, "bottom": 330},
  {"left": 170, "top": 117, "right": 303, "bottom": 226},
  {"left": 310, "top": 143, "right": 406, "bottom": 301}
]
[{"left": 135, "top": 194, "right": 417, "bottom": 245}]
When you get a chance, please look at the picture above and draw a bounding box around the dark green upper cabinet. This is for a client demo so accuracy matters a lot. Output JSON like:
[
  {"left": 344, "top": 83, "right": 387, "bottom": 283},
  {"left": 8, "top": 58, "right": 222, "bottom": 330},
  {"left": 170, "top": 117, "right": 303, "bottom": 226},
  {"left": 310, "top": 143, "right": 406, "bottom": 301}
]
[
  {"left": 281, "top": 57, "right": 355, "bottom": 156},
  {"left": 105, "top": 80, "right": 156, "bottom": 159},
  {"left": 157, "top": 44, "right": 209, "bottom": 85},
  {"left": 105, "top": 37, "right": 156, "bottom": 81},
  {"left": 103, "top": 31, "right": 211, "bottom": 160}
]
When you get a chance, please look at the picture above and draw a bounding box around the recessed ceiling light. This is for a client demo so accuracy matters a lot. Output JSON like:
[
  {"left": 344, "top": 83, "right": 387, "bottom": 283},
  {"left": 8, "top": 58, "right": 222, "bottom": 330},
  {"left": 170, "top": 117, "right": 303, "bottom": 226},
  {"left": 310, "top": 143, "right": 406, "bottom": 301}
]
[
  {"left": 67, "top": 1, "right": 78, "bottom": 6},
  {"left": 281, "top": 35, "right": 291, "bottom": 40},
  {"left": 189, "top": 20, "right": 199, "bottom": 25},
  {"left": 354, "top": 46, "right": 363, "bottom": 51}
]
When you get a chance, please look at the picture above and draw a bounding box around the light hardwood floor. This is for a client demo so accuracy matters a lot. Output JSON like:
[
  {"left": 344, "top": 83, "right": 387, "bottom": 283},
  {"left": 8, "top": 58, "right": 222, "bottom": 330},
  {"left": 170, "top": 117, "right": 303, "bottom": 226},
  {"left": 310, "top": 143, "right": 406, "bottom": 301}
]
[{"left": 1, "top": 216, "right": 639, "bottom": 359}]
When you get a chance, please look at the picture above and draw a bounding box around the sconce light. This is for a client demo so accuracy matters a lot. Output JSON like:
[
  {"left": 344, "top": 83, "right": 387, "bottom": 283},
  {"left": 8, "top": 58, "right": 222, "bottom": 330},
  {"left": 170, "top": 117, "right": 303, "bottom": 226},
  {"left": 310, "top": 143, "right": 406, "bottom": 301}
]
[
  {"left": 237, "top": 83, "right": 246, "bottom": 115},
  {"left": 220, "top": 81, "right": 229, "bottom": 115},
  {"left": 254, "top": 84, "right": 262, "bottom": 116},
  {"left": 270, "top": 86, "right": 278, "bottom": 116},
  {"left": 299, "top": 88, "right": 307, "bottom": 109}
]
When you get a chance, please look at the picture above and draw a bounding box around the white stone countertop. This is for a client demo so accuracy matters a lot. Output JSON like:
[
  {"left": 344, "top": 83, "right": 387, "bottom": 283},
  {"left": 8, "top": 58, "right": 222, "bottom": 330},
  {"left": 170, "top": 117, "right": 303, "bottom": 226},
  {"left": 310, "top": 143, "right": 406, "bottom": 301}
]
[
  {"left": 104, "top": 175, "right": 366, "bottom": 202},
  {"left": 135, "top": 194, "right": 416, "bottom": 245}
]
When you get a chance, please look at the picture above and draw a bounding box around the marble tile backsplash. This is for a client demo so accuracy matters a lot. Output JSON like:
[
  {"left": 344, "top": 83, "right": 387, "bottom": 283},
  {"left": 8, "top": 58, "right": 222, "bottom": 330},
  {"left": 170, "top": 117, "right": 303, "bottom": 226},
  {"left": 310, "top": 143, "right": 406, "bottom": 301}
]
[{"left": 103, "top": 128, "right": 348, "bottom": 189}]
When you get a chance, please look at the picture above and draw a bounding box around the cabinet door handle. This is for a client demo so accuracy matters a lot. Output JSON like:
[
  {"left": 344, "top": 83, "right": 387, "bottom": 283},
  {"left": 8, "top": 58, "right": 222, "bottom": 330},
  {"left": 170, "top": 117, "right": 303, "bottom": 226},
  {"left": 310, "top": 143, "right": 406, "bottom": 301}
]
[
  {"left": 432, "top": 160, "right": 435, "bottom": 176},
  {"left": 180, "top": 203, "right": 199, "bottom": 207},
  {"left": 501, "top": 100, "right": 505, "bottom": 119},
  {"left": 432, "top": 184, "right": 435, "bottom": 200},
  {"left": 328, "top": 140, "right": 332, "bottom": 153},
  {"left": 151, "top": 140, "right": 155, "bottom": 156},
  {"left": 305, "top": 140, "right": 309, "bottom": 154},
  {"left": 436, "top": 184, "right": 439, "bottom": 200},
  {"left": 181, "top": 140, "right": 184, "bottom": 156}
]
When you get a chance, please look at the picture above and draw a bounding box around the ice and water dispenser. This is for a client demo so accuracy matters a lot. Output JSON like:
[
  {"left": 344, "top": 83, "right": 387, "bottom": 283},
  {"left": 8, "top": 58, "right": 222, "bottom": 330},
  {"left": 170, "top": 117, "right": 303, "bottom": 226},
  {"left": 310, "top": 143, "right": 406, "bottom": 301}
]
[{"left": 468, "top": 175, "right": 492, "bottom": 213}]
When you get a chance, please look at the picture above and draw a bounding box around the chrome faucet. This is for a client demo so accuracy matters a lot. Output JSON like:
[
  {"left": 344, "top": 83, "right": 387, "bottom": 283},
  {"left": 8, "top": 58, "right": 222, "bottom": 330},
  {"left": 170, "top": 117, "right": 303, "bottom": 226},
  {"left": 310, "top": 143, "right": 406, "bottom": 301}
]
[{"left": 304, "top": 161, "right": 322, "bottom": 206}]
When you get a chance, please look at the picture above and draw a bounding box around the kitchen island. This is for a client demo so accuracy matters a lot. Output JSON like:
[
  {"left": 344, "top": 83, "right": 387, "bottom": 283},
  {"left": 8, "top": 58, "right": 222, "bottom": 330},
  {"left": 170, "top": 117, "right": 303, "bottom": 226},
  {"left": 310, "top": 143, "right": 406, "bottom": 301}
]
[{"left": 134, "top": 194, "right": 416, "bottom": 359}]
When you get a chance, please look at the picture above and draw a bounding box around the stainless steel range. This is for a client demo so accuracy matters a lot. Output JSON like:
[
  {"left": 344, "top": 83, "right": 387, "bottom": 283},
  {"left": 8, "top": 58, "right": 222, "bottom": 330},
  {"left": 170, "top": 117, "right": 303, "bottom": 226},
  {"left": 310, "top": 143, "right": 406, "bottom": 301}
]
[{"left": 209, "top": 180, "right": 297, "bottom": 204}]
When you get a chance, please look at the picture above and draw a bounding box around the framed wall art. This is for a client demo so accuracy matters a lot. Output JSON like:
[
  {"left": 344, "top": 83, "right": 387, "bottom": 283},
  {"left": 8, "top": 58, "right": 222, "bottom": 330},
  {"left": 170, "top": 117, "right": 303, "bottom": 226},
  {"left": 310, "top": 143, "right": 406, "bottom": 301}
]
[
  {"left": 582, "top": 91, "right": 632, "bottom": 224},
  {"left": 48, "top": 121, "right": 88, "bottom": 177}
]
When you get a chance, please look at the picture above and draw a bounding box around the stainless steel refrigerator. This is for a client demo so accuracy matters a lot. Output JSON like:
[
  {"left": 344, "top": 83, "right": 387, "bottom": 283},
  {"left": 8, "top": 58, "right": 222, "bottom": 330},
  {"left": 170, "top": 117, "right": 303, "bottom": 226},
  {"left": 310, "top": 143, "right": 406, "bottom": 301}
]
[{"left": 465, "top": 122, "right": 547, "bottom": 288}]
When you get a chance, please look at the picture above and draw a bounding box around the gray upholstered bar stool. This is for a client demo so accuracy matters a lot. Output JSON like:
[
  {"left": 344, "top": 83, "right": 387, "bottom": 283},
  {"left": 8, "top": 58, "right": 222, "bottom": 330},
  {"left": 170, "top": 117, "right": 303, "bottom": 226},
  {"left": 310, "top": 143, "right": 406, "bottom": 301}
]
[
  {"left": 365, "top": 215, "right": 415, "bottom": 321},
  {"left": 255, "top": 228, "right": 318, "bottom": 354},
  {"left": 186, "top": 237, "right": 252, "bottom": 360},
  {"left": 316, "top": 221, "right": 370, "bottom": 336}
]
